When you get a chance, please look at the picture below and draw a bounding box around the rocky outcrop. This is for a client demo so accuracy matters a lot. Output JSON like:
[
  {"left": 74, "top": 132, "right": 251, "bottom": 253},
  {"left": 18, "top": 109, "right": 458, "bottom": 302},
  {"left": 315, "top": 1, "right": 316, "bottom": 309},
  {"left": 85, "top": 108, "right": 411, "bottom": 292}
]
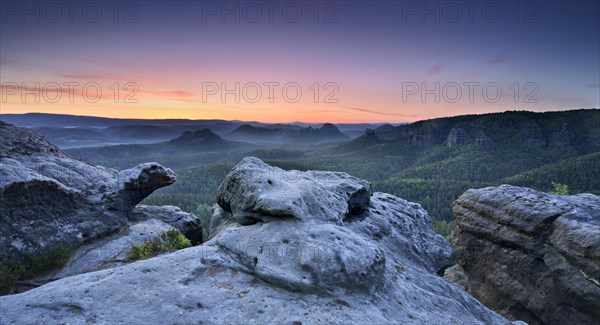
[
  {"left": 0, "top": 122, "right": 176, "bottom": 262},
  {"left": 0, "top": 158, "right": 519, "bottom": 324},
  {"left": 475, "top": 129, "right": 495, "bottom": 150},
  {"left": 447, "top": 127, "right": 468, "bottom": 147},
  {"left": 548, "top": 123, "right": 571, "bottom": 148},
  {"left": 130, "top": 205, "right": 203, "bottom": 245},
  {"left": 409, "top": 122, "right": 438, "bottom": 146},
  {"left": 445, "top": 127, "right": 495, "bottom": 150},
  {"left": 519, "top": 121, "right": 547, "bottom": 148},
  {"left": 452, "top": 185, "right": 600, "bottom": 324},
  {"left": 444, "top": 264, "right": 469, "bottom": 291},
  {"left": 27, "top": 205, "right": 202, "bottom": 284}
]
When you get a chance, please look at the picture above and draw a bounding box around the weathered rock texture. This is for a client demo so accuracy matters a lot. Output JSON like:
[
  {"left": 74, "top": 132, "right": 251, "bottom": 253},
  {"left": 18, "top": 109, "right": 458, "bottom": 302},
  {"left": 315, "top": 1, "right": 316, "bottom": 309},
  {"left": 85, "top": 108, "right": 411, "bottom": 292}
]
[
  {"left": 35, "top": 205, "right": 202, "bottom": 282},
  {"left": 0, "top": 157, "right": 519, "bottom": 324},
  {"left": 129, "top": 205, "right": 203, "bottom": 245},
  {"left": 452, "top": 185, "right": 600, "bottom": 324},
  {"left": 0, "top": 121, "right": 177, "bottom": 262}
]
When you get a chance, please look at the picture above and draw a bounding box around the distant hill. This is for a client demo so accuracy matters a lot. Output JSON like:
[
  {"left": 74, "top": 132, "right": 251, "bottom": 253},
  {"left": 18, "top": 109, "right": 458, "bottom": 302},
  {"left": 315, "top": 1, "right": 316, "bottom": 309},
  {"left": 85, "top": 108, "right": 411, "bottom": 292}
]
[
  {"left": 263, "top": 123, "right": 303, "bottom": 131},
  {"left": 30, "top": 125, "right": 186, "bottom": 149},
  {"left": 66, "top": 129, "right": 249, "bottom": 165},
  {"left": 1, "top": 113, "right": 376, "bottom": 148},
  {"left": 0, "top": 114, "right": 268, "bottom": 148},
  {"left": 373, "top": 124, "right": 400, "bottom": 140},
  {"left": 34, "top": 127, "right": 112, "bottom": 148},
  {"left": 502, "top": 152, "right": 600, "bottom": 194},
  {"left": 226, "top": 123, "right": 350, "bottom": 144},
  {"left": 168, "top": 129, "right": 230, "bottom": 147},
  {"left": 338, "top": 128, "right": 386, "bottom": 151},
  {"left": 103, "top": 125, "right": 181, "bottom": 140},
  {"left": 330, "top": 109, "right": 600, "bottom": 220},
  {"left": 340, "top": 109, "right": 600, "bottom": 153},
  {"left": 285, "top": 121, "right": 396, "bottom": 138}
]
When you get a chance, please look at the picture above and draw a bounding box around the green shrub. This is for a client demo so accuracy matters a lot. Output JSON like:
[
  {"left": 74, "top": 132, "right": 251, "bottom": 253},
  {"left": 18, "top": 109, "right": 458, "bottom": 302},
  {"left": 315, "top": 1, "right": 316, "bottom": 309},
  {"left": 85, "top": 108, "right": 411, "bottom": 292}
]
[
  {"left": 128, "top": 241, "right": 156, "bottom": 261},
  {"left": 550, "top": 181, "right": 569, "bottom": 195},
  {"left": 0, "top": 247, "right": 72, "bottom": 295},
  {"left": 433, "top": 219, "right": 456, "bottom": 240},
  {"left": 128, "top": 229, "right": 192, "bottom": 262},
  {"left": 195, "top": 203, "right": 212, "bottom": 241},
  {"left": 162, "top": 229, "right": 192, "bottom": 250},
  {"left": 27, "top": 247, "right": 72, "bottom": 274},
  {"left": 0, "top": 258, "right": 27, "bottom": 293}
]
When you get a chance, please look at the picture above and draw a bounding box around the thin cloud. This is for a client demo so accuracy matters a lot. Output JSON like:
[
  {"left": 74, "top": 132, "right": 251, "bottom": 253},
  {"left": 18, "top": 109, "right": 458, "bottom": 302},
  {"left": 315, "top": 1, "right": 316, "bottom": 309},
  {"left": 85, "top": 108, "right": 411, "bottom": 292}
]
[
  {"left": 586, "top": 83, "right": 599, "bottom": 89},
  {"left": 343, "top": 106, "right": 421, "bottom": 118},
  {"left": 426, "top": 64, "right": 445, "bottom": 75},
  {"left": 0, "top": 83, "right": 196, "bottom": 102},
  {"left": 61, "top": 73, "right": 161, "bottom": 86},
  {"left": 310, "top": 109, "right": 343, "bottom": 113},
  {"left": 61, "top": 73, "right": 197, "bottom": 102},
  {"left": 488, "top": 55, "right": 510, "bottom": 64},
  {"left": 139, "top": 89, "right": 195, "bottom": 97},
  {"left": 138, "top": 89, "right": 197, "bottom": 102}
]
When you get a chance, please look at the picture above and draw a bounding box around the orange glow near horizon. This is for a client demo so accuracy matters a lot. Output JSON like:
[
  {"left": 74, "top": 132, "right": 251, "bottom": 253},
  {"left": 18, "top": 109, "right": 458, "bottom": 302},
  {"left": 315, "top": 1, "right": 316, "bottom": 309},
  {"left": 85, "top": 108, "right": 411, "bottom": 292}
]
[
  {"left": 3, "top": 101, "right": 592, "bottom": 124},
  {"left": 1, "top": 78, "right": 597, "bottom": 124},
  {"left": 1, "top": 104, "right": 415, "bottom": 124}
]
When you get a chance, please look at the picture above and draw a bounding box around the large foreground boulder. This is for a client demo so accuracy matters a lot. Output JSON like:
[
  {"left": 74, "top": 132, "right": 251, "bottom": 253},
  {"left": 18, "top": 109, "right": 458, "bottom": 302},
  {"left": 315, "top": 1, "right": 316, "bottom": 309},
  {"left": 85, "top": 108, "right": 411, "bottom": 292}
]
[
  {"left": 0, "top": 157, "right": 518, "bottom": 324},
  {"left": 452, "top": 185, "right": 600, "bottom": 324},
  {"left": 0, "top": 121, "right": 177, "bottom": 262}
]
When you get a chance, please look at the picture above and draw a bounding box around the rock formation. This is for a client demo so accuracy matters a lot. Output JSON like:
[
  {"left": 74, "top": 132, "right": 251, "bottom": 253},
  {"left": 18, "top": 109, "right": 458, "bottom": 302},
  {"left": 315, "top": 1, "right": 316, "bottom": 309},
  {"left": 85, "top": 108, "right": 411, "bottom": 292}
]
[
  {"left": 519, "top": 121, "right": 547, "bottom": 148},
  {"left": 0, "top": 121, "right": 178, "bottom": 262},
  {"left": 548, "top": 123, "right": 571, "bottom": 148},
  {"left": 446, "top": 127, "right": 468, "bottom": 147},
  {"left": 0, "top": 122, "right": 203, "bottom": 295},
  {"left": 129, "top": 205, "right": 203, "bottom": 245},
  {"left": 31, "top": 205, "right": 200, "bottom": 284},
  {"left": 0, "top": 157, "right": 519, "bottom": 324},
  {"left": 452, "top": 185, "right": 600, "bottom": 324},
  {"left": 474, "top": 129, "right": 495, "bottom": 150},
  {"left": 444, "top": 127, "right": 496, "bottom": 150},
  {"left": 409, "top": 122, "right": 438, "bottom": 146}
]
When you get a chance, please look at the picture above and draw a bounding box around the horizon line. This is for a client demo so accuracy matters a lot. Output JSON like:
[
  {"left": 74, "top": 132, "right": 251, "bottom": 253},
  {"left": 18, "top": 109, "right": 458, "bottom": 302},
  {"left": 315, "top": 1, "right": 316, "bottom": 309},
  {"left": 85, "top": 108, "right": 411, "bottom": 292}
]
[{"left": 1, "top": 108, "right": 598, "bottom": 125}]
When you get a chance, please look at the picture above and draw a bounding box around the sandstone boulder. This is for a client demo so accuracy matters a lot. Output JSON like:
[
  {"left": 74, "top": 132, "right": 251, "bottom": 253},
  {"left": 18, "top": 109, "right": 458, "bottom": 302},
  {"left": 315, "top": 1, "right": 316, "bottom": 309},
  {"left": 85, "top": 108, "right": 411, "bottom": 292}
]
[
  {"left": 452, "top": 185, "right": 600, "bottom": 324},
  {"left": 0, "top": 121, "right": 176, "bottom": 262}
]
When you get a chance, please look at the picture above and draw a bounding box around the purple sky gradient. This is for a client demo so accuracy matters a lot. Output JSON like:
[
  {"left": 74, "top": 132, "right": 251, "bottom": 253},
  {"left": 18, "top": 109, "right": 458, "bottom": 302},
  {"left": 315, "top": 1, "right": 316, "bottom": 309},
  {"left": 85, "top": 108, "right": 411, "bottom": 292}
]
[{"left": 1, "top": 0, "right": 598, "bottom": 123}]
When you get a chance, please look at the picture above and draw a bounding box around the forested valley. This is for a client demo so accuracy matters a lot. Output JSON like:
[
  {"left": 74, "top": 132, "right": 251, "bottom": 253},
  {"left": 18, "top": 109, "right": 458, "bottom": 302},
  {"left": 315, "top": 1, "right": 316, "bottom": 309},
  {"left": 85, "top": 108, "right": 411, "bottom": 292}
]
[{"left": 61, "top": 109, "right": 600, "bottom": 238}]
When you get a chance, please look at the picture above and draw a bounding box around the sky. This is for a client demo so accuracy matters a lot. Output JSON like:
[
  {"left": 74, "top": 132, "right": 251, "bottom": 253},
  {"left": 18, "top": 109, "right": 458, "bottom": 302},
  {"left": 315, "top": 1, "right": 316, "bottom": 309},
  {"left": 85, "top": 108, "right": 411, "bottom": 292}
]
[{"left": 1, "top": 0, "right": 599, "bottom": 123}]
